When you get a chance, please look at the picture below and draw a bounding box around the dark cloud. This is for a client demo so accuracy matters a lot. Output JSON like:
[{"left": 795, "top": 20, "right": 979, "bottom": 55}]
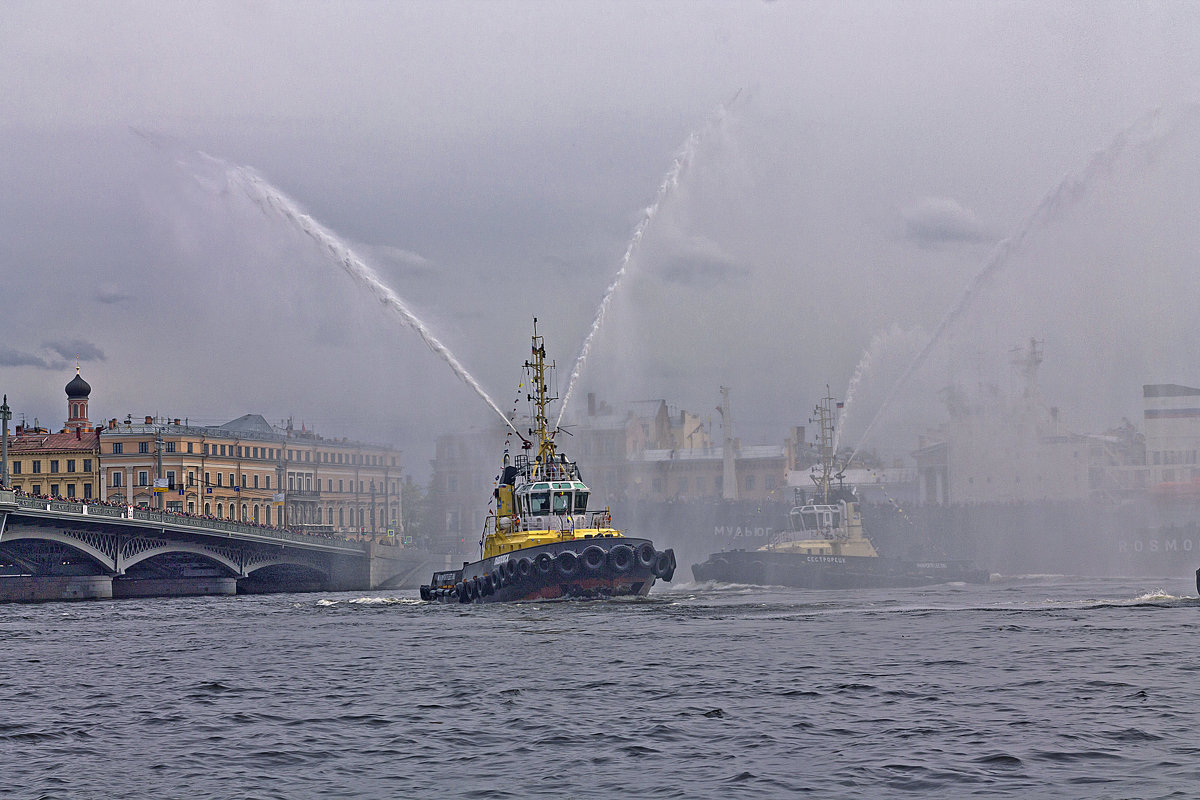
[
  {"left": 44, "top": 340, "right": 106, "bottom": 362},
  {"left": 0, "top": 347, "right": 51, "bottom": 369},
  {"left": 902, "top": 197, "right": 990, "bottom": 247},
  {"left": 660, "top": 256, "right": 750, "bottom": 286}
]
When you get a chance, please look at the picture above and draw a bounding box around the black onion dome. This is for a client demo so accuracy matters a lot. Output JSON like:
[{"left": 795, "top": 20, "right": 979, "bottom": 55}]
[{"left": 65, "top": 372, "right": 91, "bottom": 398}]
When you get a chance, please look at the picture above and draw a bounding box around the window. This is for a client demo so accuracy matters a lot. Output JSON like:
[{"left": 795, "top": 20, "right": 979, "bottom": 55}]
[
  {"left": 288, "top": 474, "right": 295, "bottom": 491},
  {"left": 83, "top": 459, "right": 91, "bottom": 473},
  {"left": 228, "top": 473, "right": 235, "bottom": 488},
  {"left": 166, "top": 470, "right": 176, "bottom": 487},
  {"left": 50, "top": 460, "right": 59, "bottom": 473},
  {"left": 112, "top": 472, "right": 123, "bottom": 487},
  {"left": 220, "top": 445, "right": 226, "bottom": 456},
  {"left": 265, "top": 476, "right": 270, "bottom": 489},
  {"left": 84, "top": 484, "right": 92, "bottom": 500},
  {"left": 745, "top": 475, "right": 756, "bottom": 490},
  {"left": 188, "top": 471, "right": 195, "bottom": 486},
  {"left": 32, "top": 484, "right": 40, "bottom": 495},
  {"left": 112, "top": 443, "right": 122, "bottom": 454},
  {"left": 138, "top": 471, "right": 148, "bottom": 486},
  {"left": 338, "top": 479, "right": 343, "bottom": 492},
  {"left": 187, "top": 442, "right": 194, "bottom": 454},
  {"left": 67, "top": 484, "right": 75, "bottom": 498},
  {"left": 165, "top": 441, "right": 175, "bottom": 453},
  {"left": 11, "top": 461, "right": 20, "bottom": 475},
  {"left": 66, "top": 459, "right": 75, "bottom": 473},
  {"left": 216, "top": 503, "right": 223, "bottom": 519},
  {"left": 138, "top": 441, "right": 149, "bottom": 454},
  {"left": 50, "top": 484, "right": 59, "bottom": 497},
  {"left": 241, "top": 475, "right": 247, "bottom": 488},
  {"left": 254, "top": 475, "right": 260, "bottom": 489},
  {"left": 32, "top": 461, "right": 41, "bottom": 474},
  {"left": 216, "top": 473, "right": 222, "bottom": 487}
]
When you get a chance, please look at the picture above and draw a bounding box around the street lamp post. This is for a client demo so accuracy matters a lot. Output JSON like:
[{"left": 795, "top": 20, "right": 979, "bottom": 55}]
[{"left": 1, "top": 395, "right": 11, "bottom": 488}]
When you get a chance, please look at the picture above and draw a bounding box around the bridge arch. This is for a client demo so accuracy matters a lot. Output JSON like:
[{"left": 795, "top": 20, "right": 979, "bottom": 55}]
[
  {"left": 0, "top": 528, "right": 116, "bottom": 573},
  {"left": 119, "top": 541, "right": 244, "bottom": 577}
]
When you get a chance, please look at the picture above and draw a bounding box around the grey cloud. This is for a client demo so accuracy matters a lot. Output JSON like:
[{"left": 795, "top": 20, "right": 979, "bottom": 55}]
[
  {"left": 95, "top": 284, "right": 134, "bottom": 304},
  {"left": 660, "top": 256, "right": 750, "bottom": 287},
  {"left": 44, "top": 340, "right": 106, "bottom": 362},
  {"left": 0, "top": 347, "right": 51, "bottom": 369},
  {"left": 902, "top": 197, "right": 990, "bottom": 246}
]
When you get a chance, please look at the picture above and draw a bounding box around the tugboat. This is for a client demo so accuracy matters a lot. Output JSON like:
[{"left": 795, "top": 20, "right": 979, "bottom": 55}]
[
  {"left": 420, "top": 319, "right": 677, "bottom": 603},
  {"left": 691, "top": 392, "right": 988, "bottom": 589}
]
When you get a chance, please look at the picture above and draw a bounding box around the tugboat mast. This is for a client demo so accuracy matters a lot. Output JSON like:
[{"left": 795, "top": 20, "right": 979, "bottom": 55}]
[
  {"left": 524, "top": 317, "right": 559, "bottom": 476},
  {"left": 810, "top": 389, "right": 838, "bottom": 505}
]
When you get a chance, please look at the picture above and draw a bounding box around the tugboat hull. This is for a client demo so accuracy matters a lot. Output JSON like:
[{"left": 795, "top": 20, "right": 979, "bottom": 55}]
[
  {"left": 691, "top": 549, "right": 989, "bottom": 589},
  {"left": 422, "top": 538, "right": 676, "bottom": 604}
]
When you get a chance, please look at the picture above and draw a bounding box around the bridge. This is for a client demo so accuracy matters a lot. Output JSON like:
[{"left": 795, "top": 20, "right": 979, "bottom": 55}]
[{"left": 0, "top": 490, "right": 433, "bottom": 602}]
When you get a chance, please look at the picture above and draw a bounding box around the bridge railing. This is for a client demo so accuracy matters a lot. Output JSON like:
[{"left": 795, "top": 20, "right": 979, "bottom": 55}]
[{"left": 11, "top": 496, "right": 365, "bottom": 551}]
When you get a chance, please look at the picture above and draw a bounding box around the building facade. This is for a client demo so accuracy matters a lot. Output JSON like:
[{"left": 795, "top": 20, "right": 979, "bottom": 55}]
[{"left": 5, "top": 368, "right": 102, "bottom": 500}]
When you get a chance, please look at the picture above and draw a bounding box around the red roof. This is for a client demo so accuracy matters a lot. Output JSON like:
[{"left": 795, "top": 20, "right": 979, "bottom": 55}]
[{"left": 7, "top": 431, "right": 100, "bottom": 453}]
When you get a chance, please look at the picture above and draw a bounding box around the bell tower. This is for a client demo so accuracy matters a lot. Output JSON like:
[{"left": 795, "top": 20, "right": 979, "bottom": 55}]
[{"left": 64, "top": 359, "right": 93, "bottom": 433}]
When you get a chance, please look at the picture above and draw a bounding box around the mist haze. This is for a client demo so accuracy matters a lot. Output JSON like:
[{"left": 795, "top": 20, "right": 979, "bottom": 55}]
[{"left": 4, "top": 2, "right": 1200, "bottom": 474}]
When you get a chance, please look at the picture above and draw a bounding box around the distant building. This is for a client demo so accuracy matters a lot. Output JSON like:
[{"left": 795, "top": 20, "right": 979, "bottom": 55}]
[
  {"left": 1143, "top": 383, "right": 1200, "bottom": 492},
  {"left": 101, "top": 414, "right": 401, "bottom": 534}
]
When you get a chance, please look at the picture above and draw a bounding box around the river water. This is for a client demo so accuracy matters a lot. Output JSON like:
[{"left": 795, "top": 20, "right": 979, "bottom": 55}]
[{"left": 2, "top": 575, "right": 1199, "bottom": 799}]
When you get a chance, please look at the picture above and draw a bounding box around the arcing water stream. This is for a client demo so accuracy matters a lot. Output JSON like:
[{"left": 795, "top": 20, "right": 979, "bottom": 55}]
[
  {"left": 555, "top": 96, "right": 741, "bottom": 429},
  {"left": 216, "top": 158, "right": 520, "bottom": 436},
  {"left": 845, "top": 106, "right": 1188, "bottom": 466}
]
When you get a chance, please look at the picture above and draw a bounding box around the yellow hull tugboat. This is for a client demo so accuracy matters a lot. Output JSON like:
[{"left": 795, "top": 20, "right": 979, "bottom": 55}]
[
  {"left": 420, "top": 320, "right": 676, "bottom": 603},
  {"left": 692, "top": 392, "right": 988, "bottom": 589}
]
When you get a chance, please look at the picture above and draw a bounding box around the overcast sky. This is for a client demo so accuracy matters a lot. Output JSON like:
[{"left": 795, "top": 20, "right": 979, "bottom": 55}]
[{"left": 3, "top": 2, "right": 1200, "bottom": 475}]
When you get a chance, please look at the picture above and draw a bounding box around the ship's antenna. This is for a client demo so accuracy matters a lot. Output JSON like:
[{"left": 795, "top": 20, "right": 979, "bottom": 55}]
[{"left": 524, "top": 317, "right": 559, "bottom": 479}]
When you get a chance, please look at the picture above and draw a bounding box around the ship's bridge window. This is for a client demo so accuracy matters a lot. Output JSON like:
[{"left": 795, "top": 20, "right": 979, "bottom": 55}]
[
  {"left": 528, "top": 492, "right": 550, "bottom": 514},
  {"left": 574, "top": 491, "right": 589, "bottom": 513},
  {"left": 552, "top": 491, "right": 571, "bottom": 514}
]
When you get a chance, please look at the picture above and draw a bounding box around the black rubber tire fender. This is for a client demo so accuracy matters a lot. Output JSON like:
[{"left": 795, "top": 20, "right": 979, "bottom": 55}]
[
  {"left": 534, "top": 552, "right": 553, "bottom": 575},
  {"left": 581, "top": 545, "right": 606, "bottom": 572},
  {"left": 556, "top": 550, "right": 579, "bottom": 576},
  {"left": 607, "top": 544, "right": 634, "bottom": 573},
  {"left": 652, "top": 551, "right": 672, "bottom": 578},
  {"left": 636, "top": 542, "right": 656, "bottom": 569},
  {"left": 516, "top": 557, "right": 533, "bottom": 579}
]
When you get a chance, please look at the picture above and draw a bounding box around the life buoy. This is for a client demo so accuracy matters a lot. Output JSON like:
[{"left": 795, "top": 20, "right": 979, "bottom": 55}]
[
  {"left": 608, "top": 544, "right": 634, "bottom": 573},
  {"left": 556, "top": 550, "right": 579, "bottom": 576},
  {"left": 581, "top": 545, "right": 606, "bottom": 572},
  {"left": 636, "top": 543, "right": 657, "bottom": 569},
  {"left": 534, "top": 552, "right": 553, "bottom": 575}
]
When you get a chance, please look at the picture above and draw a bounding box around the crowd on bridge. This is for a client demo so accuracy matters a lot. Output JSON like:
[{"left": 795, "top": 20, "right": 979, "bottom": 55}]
[{"left": 3, "top": 485, "right": 400, "bottom": 546}]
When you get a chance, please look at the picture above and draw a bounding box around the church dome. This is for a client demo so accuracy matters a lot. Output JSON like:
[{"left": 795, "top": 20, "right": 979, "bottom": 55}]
[{"left": 65, "top": 371, "right": 91, "bottom": 398}]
